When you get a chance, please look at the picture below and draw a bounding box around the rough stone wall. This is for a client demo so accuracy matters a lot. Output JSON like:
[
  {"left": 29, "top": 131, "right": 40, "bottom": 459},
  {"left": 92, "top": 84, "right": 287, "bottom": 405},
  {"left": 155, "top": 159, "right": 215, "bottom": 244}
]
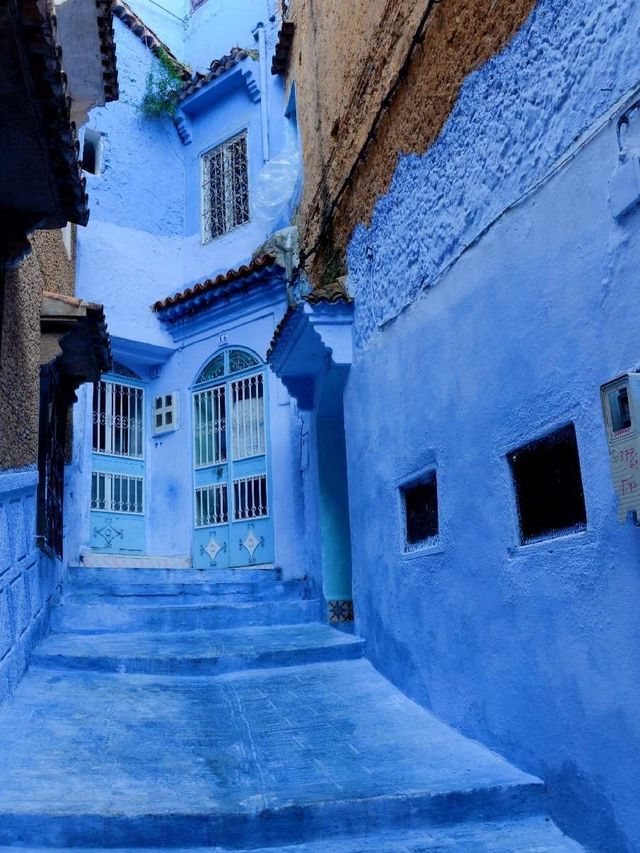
[
  {"left": 287, "top": 0, "right": 537, "bottom": 283},
  {"left": 0, "top": 228, "right": 76, "bottom": 470}
]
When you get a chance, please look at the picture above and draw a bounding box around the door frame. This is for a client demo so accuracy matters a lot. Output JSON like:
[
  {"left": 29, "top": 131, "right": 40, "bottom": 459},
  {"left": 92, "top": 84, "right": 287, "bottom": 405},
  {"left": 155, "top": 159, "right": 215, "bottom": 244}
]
[
  {"left": 89, "top": 368, "right": 146, "bottom": 554},
  {"left": 190, "top": 346, "right": 274, "bottom": 569}
]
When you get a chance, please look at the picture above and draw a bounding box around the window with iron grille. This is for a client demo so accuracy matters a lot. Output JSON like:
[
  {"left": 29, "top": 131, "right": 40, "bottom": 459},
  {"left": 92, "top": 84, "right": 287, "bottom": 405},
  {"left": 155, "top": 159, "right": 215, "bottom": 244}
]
[{"left": 201, "top": 132, "right": 249, "bottom": 243}]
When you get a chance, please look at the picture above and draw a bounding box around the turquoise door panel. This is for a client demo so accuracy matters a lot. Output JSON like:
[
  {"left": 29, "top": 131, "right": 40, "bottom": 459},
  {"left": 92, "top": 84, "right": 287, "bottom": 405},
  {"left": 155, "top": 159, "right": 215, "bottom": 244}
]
[
  {"left": 90, "top": 374, "right": 146, "bottom": 555},
  {"left": 193, "top": 349, "right": 274, "bottom": 569}
]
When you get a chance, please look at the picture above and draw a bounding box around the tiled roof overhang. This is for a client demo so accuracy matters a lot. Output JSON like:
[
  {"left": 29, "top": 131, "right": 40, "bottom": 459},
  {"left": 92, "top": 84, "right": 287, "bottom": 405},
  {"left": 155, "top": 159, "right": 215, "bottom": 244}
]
[
  {"left": 178, "top": 47, "right": 251, "bottom": 102},
  {"left": 266, "top": 290, "right": 354, "bottom": 410},
  {"left": 0, "top": 0, "right": 89, "bottom": 260},
  {"left": 174, "top": 49, "right": 259, "bottom": 144},
  {"left": 267, "top": 281, "right": 352, "bottom": 359},
  {"left": 271, "top": 21, "right": 294, "bottom": 76},
  {"left": 153, "top": 254, "right": 280, "bottom": 324},
  {"left": 112, "top": 0, "right": 190, "bottom": 78},
  {"left": 96, "top": 0, "right": 119, "bottom": 102},
  {"left": 41, "top": 291, "right": 112, "bottom": 382}
]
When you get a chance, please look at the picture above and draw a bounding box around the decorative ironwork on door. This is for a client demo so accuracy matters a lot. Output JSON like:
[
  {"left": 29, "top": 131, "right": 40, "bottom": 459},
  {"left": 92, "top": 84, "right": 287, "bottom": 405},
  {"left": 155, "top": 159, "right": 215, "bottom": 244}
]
[
  {"left": 90, "top": 374, "right": 146, "bottom": 553},
  {"left": 192, "top": 347, "right": 273, "bottom": 569}
]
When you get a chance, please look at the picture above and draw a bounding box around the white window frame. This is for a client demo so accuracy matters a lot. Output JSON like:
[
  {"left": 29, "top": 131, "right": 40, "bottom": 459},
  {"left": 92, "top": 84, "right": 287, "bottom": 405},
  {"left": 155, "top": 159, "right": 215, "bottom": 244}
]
[
  {"left": 200, "top": 131, "right": 250, "bottom": 244},
  {"left": 154, "top": 391, "right": 179, "bottom": 436}
]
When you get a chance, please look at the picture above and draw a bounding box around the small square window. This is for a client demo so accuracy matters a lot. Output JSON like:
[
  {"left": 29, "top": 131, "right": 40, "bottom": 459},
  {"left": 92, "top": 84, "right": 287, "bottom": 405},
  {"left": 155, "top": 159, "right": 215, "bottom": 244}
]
[
  {"left": 402, "top": 471, "right": 438, "bottom": 550},
  {"left": 153, "top": 391, "right": 179, "bottom": 435},
  {"left": 509, "top": 423, "right": 587, "bottom": 544}
]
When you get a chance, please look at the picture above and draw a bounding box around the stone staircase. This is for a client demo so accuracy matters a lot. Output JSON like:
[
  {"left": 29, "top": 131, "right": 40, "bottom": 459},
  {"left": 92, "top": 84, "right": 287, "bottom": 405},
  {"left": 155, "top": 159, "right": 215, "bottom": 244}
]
[{"left": 0, "top": 565, "right": 584, "bottom": 851}]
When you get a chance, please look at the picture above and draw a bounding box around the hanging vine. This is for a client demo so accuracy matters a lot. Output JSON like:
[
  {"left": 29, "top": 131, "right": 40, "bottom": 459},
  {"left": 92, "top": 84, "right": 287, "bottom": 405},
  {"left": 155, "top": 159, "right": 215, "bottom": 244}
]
[{"left": 139, "top": 47, "right": 188, "bottom": 119}]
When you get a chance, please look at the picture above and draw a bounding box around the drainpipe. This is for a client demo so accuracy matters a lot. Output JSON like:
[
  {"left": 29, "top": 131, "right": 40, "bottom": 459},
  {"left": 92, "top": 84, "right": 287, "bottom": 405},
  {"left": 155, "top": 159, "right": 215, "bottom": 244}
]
[{"left": 253, "top": 22, "right": 270, "bottom": 163}]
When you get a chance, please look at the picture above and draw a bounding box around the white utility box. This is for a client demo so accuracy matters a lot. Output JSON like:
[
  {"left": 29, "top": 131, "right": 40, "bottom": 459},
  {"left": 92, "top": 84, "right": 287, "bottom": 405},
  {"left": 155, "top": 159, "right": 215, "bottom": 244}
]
[{"left": 601, "top": 373, "right": 640, "bottom": 522}]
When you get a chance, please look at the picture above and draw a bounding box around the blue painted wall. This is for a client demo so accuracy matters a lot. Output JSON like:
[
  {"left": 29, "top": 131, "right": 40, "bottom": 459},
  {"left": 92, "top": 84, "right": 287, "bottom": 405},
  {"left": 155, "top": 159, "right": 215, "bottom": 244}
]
[
  {"left": 0, "top": 470, "right": 64, "bottom": 703},
  {"left": 343, "top": 0, "right": 640, "bottom": 848}
]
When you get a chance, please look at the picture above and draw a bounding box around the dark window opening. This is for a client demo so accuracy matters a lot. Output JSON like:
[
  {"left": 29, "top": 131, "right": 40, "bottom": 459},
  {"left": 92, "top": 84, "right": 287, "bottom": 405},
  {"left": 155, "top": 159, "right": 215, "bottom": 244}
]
[
  {"left": 82, "top": 129, "right": 102, "bottom": 175},
  {"left": 609, "top": 386, "right": 632, "bottom": 433},
  {"left": 509, "top": 423, "right": 587, "bottom": 544},
  {"left": 402, "top": 471, "right": 438, "bottom": 548}
]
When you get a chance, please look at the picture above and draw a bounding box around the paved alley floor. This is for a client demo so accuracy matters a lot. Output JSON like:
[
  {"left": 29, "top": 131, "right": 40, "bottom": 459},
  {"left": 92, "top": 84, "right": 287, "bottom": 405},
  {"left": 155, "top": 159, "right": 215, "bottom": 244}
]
[{"left": 0, "top": 567, "right": 584, "bottom": 849}]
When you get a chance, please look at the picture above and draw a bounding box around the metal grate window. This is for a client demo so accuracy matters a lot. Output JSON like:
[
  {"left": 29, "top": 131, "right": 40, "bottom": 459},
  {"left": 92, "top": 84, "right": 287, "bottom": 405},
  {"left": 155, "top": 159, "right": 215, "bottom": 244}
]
[
  {"left": 93, "top": 380, "right": 144, "bottom": 458},
  {"left": 91, "top": 472, "right": 144, "bottom": 514},
  {"left": 233, "top": 475, "right": 268, "bottom": 520},
  {"left": 195, "top": 484, "right": 228, "bottom": 527},
  {"left": 231, "top": 373, "right": 265, "bottom": 460},
  {"left": 193, "top": 385, "right": 227, "bottom": 467},
  {"left": 201, "top": 132, "right": 249, "bottom": 243}
]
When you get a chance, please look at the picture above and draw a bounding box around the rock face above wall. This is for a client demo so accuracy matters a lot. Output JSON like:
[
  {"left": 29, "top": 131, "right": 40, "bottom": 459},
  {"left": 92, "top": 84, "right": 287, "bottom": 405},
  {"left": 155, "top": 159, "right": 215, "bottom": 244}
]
[
  {"left": 288, "top": 0, "right": 537, "bottom": 284},
  {"left": 347, "top": 0, "right": 640, "bottom": 346}
]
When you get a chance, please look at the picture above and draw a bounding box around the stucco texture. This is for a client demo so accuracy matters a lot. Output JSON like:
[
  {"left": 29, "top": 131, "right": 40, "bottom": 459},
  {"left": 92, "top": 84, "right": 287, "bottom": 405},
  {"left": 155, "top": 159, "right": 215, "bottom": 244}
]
[
  {"left": 287, "top": 0, "right": 537, "bottom": 284},
  {"left": 0, "top": 229, "right": 75, "bottom": 470},
  {"left": 339, "top": 0, "right": 640, "bottom": 847}
]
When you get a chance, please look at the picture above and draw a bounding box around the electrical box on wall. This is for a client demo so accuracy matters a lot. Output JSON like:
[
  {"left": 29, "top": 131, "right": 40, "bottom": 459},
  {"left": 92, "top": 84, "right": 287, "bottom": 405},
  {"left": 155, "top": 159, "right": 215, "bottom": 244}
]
[
  {"left": 154, "top": 392, "right": 179, "bottom": 436},
  {"left": 600, "top": 373, "right": 640, "bottom": 522}
]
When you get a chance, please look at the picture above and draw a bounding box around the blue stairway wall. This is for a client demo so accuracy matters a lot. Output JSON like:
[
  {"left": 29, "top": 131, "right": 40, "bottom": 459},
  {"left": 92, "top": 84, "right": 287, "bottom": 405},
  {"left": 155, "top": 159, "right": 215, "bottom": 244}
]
[{"left": 344, "top": 0, "right": 640, "bottom": 849}]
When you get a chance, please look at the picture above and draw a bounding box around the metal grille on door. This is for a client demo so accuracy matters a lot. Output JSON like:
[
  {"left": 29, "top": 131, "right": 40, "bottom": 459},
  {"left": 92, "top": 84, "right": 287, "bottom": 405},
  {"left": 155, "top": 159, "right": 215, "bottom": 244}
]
[
  {"left": 90, "top": 374, "right": 146, "bottom": 553},
  {"left": 192, "top": 348, "right": 273, "bottom": 569}
]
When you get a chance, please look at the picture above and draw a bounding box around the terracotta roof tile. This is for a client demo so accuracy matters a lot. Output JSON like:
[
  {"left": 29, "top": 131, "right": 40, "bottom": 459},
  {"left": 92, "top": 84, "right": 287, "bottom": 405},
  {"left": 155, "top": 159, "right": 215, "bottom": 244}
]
[
  {"left": 266, "top": 279, "right": 352, "bottom": 359},
  {"left": 112, "top": 0, "right": 190, "bottom": 78},
  {"left": 153, "top": 254, "right": 277, "bottom": 313},
  {"left": 271, "top": 21, "right": 294, "bottom": 76},
  {"left": 95, "top": 0, "right": 119, "bottom": 102},
  {"left": 177, "top": 47, "right": 249, "bottom": 102},
  {"left": 20, "top": 0, "right": 89, "bottom": 226}
]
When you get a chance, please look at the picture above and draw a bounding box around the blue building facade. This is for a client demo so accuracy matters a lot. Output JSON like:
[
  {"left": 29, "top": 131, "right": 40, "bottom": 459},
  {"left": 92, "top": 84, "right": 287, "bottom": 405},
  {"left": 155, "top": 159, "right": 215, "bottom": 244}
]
[
  {"left": 67, "top": 0, "right": 308, "bottom": 586},
  {"left": 268, "top": 0, "right": 640, "bottom": 848}
]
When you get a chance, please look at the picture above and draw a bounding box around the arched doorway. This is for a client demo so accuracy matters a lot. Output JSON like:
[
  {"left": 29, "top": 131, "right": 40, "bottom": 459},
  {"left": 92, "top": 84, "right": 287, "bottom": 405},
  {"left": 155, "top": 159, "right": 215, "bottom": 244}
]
[{"left": 192, "top": 347, "right": 274, "bottom": 569}]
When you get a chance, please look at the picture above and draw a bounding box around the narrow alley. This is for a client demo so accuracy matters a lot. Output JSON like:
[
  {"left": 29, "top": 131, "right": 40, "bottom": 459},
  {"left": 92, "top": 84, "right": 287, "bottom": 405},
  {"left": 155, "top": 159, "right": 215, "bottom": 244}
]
[
  {"left": 0, "top": 565, "right": 581, "bottom": 851},
  {"left": 2, "top": 0, "right": 640, "bottom": 848}
]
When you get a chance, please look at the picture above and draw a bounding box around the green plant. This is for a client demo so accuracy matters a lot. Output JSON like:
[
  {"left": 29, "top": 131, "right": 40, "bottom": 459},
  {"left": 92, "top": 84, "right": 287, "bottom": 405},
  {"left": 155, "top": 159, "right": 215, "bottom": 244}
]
[{"left": 139, "top": 47, "right": 186, "bottom": 119}]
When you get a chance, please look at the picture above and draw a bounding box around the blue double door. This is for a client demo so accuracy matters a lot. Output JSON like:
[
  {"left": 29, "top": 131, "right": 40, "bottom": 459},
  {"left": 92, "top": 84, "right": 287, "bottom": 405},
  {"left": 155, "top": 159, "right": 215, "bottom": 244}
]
[{"left": 192, "top": 349, "right": 274, "bottom": 569}]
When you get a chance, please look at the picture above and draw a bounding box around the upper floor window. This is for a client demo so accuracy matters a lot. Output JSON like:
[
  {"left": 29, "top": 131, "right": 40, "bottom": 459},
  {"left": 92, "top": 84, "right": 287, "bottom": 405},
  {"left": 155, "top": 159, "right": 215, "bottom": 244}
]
[
  {"left": 201, "top": 132, "right": 250, "bottom": 244},
  {"left": 82, "top": 128, "right": 104, "bottom": 175}
]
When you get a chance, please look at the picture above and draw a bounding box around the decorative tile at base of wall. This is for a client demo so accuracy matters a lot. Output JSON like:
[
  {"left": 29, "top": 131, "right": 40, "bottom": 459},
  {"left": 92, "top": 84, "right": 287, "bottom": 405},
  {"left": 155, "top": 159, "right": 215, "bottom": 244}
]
[{"left": 328, "top": 599, "right": 354, "bottom": 623}]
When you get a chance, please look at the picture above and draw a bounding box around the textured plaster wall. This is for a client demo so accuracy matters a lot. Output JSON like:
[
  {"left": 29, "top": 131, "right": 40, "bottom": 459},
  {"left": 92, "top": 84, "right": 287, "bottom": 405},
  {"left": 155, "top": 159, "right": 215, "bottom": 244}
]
[
  {"left": 0, "top": 229, "right": 75, "bottom": 470},
  {"left": 76, "top": 19, "right": 184, "bottom": 347},
  {"left": 349, "top": 0, "right": 640, "bottom": 345},
  {"left": 286, "top": 0, "right": 537, "bottom": 282},
  {"left": 344, "top": 5, "right": 640, "bottom": 845}
]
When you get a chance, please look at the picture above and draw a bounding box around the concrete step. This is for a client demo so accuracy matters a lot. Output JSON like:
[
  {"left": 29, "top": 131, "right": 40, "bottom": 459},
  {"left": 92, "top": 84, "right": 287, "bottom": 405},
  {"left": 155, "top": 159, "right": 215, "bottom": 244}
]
[
  {"left": 32, "top": 623, "right": 365, "bottom": 676},
  {"left": 0, "top": 820, "right": 584, "bottom": 852},
  {"left": 61, "top": 580, "right": 310, "bottom": 607},
  {"left": 50, "top": 597, "right": 324, "bottom": 634},
  {"left": 0, "top": 660, "right": 548, "bottom": 849},
  {"left": 235, "top": 816, "right": 584, "bottom": 851},
  {"left": 67, "top": 567, "right": 283, "bottom": 586}
]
